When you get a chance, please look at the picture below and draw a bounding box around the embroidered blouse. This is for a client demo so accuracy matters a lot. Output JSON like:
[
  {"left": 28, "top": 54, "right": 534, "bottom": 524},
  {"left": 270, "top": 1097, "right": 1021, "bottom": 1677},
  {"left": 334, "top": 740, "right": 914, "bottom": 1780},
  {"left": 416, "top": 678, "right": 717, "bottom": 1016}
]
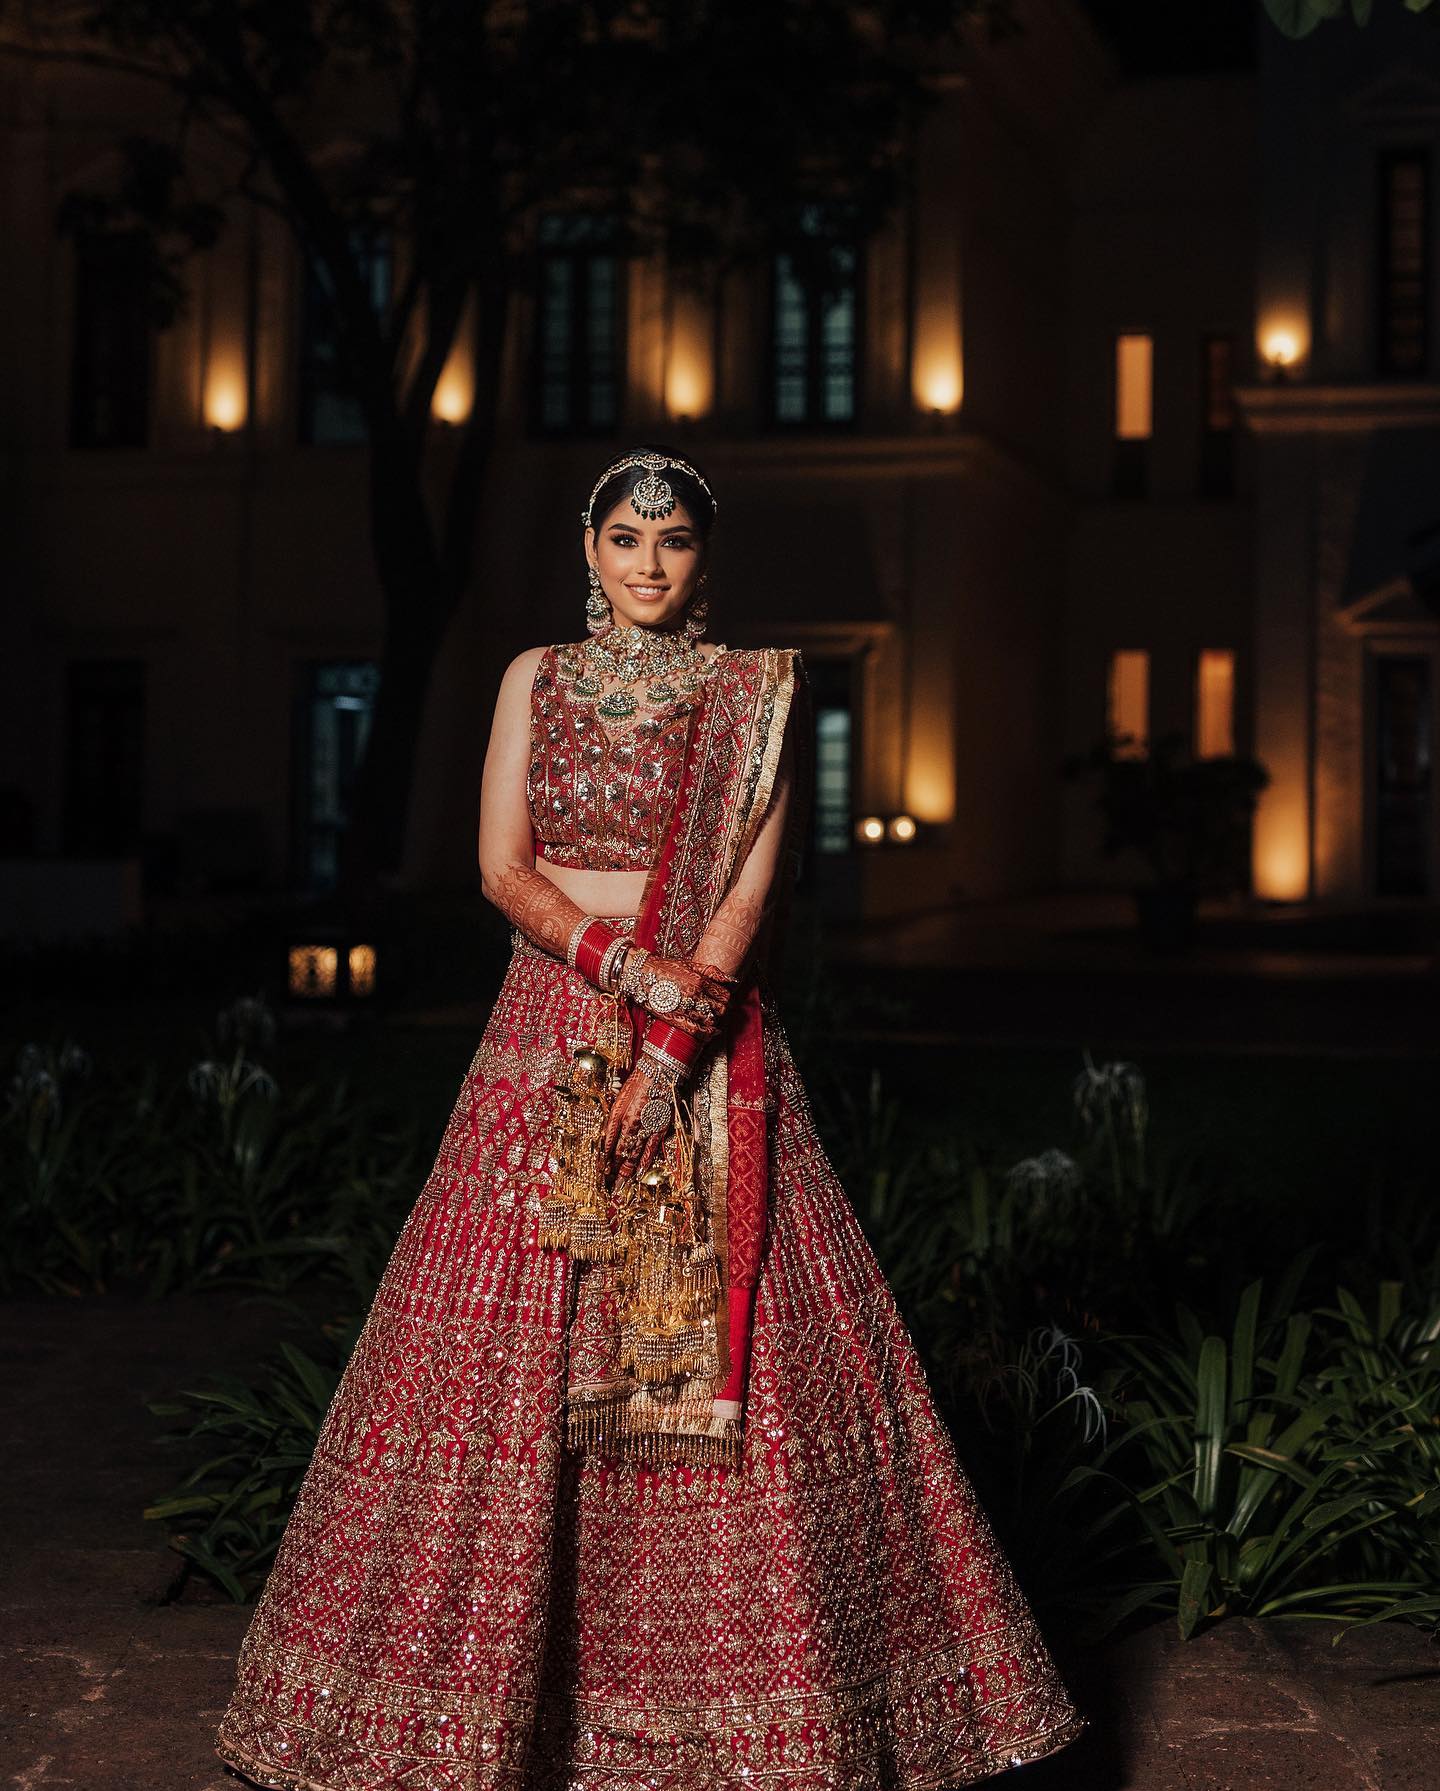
[{"left": 526, "top": 641, "right": 719, "bottom": 872}]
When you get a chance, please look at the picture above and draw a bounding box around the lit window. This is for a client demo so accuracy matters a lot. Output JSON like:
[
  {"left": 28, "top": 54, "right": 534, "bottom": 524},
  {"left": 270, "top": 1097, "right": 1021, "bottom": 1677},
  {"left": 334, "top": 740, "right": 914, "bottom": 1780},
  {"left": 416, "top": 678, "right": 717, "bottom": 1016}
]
[
  {"left": 1202, "top": 335, "right": 1236, "bottom": 432},
  {"left": 769, "top": 204, "right": 861, "bottom": 428},
  {"left": 1114, "top": 334, "right": 1153, "bottom": 439},
  {"left": 1378, "top": 147, "right": 1430, "bottom": 378},
  {"left": 1107, "top": 650, "right": 1150, "bottom": 759},
  {"left": 815, "top": 708, "right": 852, "bottom": 853},
  {"left": 532, "top": 212, "right": 623, "bottom": 437},
  {"left": 1195, "top": 650, "right": 1236, "bottom": 758}
]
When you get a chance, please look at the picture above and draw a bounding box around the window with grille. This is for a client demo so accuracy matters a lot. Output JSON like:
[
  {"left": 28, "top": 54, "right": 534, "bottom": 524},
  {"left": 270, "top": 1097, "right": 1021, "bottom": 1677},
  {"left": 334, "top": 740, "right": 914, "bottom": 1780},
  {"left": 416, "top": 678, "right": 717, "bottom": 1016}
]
[
  {"left": 293, "top": 661, "right": 381, "bottom": 890},
  {"left": 767, "top": 205, "right": 861, "bottom": 429},
  {"left": 1377, "top": 147, "right": 1430, "bottom": 378},
  {"left": 1374, "top": 654, "right": 1432, "bottom": 898},
  {"left": 69, "top": 230, "right": 151, "bottom": 450},
  {"left": 1198, "top": 332, "right": 1236, "bottom": 498},
  {"left": 801, "top": 655, "right": 857, "bottom": 857},
  {"left": 531, "top": 213, "right": 623, "bottom": 436},
  {"left": 298, "top": 229, "right": 393, "bottom": 445}
]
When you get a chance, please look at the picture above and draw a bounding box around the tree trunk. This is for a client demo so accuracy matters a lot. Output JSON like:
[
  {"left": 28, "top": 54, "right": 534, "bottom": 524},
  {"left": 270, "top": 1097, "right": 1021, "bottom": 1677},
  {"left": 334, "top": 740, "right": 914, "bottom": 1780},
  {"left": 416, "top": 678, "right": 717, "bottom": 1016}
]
[{"left": 337, "top": 281, "right": 508, "bottom": 904}]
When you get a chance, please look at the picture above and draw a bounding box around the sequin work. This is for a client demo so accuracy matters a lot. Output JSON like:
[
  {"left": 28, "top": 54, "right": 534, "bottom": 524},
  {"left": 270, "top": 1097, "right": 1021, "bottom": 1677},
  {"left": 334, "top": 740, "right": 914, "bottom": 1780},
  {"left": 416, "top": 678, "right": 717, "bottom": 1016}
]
[
  {"left": 215, "top": 920, "right": 1089, "bottom": 1788},
  {"left": 526, "top": 641, "right": 711, "bottom": 871}
]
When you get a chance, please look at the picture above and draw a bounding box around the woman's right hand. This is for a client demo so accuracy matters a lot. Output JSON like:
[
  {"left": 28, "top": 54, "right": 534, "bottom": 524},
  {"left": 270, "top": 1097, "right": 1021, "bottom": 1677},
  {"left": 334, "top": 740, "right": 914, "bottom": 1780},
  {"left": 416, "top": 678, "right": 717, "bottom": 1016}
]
[{"left": 603, "top": 1060, "right": 673, "bottom": 1178}]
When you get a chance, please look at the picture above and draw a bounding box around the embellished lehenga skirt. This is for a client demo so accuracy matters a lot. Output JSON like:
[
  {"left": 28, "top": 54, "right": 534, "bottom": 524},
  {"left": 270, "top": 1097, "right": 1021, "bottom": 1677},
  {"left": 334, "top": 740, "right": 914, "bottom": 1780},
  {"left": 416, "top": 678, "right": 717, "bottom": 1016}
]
[{"left": 216, "top": 918, "right": 1087, "bottom": 1790}]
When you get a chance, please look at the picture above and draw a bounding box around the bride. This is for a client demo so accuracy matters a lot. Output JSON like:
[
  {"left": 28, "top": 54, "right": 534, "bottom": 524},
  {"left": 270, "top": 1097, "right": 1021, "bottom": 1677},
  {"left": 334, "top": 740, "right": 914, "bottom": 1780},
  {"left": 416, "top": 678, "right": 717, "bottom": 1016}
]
[{"left": 215, "top": 445, "right": 1087, "bottom": 1787}]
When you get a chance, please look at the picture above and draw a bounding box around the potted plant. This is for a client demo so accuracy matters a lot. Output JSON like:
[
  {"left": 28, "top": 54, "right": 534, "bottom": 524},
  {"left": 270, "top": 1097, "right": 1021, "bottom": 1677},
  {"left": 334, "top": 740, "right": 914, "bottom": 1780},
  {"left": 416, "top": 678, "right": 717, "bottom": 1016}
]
[{"left": 1064, "top": 732, "right": 1270, "bottom": 950}]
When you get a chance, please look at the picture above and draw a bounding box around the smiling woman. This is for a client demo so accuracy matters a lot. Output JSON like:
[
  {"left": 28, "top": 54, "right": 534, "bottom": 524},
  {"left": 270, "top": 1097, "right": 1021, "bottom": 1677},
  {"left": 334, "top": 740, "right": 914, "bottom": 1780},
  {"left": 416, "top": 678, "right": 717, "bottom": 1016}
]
[{"left": 213, "top": 445, "right": 1088, "bottom": 1791}]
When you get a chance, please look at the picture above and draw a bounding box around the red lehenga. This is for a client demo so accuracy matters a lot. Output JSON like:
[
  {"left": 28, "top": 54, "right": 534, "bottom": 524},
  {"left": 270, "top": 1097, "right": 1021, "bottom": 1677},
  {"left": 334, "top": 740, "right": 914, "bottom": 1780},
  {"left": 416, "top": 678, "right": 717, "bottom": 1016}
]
[{"left": 216, "top": 640, "right": 1088, "bottom": 1790}]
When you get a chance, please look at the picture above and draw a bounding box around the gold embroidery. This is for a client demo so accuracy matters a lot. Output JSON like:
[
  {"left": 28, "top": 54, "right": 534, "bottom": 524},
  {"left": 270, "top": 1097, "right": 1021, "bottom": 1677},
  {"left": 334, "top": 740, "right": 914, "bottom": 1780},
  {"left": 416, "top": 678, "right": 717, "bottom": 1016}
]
[{"left": 216, "top": 931, "right": 1087, "bottom": 1789}]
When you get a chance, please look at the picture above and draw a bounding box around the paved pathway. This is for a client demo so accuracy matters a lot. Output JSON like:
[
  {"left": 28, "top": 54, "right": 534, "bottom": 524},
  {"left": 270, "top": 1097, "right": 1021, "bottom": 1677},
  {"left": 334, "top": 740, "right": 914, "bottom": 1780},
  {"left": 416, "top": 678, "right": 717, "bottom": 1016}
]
[{"left": 3, "top": 1296, "right": 1437, "bottom": 1790}]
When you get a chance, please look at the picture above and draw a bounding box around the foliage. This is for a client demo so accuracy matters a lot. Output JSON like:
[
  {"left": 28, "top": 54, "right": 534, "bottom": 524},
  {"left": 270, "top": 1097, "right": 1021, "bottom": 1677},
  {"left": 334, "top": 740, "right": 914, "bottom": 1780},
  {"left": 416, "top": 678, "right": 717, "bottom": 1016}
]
[
  {"left": 146, "top": 1338, "right": 348, "bottom": 1601},
  {"left": 0, "top": 998, "right": 418, "bottom": 1298},
  {"left": 1263, "top": 0, "right": 1437, "bottom": 37},
  {"left": 1063, "top": 731, "right": 1270, "bottom": 898},
  {"left": 1087, "top": 1271, "right": 1440, "bottom": 1638},
  {"left": 141, "top": 1039, "right": 1440, "bottom": 1640}
]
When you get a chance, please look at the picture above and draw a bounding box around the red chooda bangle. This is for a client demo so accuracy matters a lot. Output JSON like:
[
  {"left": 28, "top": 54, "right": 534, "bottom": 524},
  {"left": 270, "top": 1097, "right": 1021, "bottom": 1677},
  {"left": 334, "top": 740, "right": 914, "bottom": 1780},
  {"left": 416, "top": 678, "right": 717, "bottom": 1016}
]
[
  {"left": 572, "top": 918, "right": 620, "bottom": 986},
  {"left": 642, "top": 1017, "right": 703, "bottom": 1068}
]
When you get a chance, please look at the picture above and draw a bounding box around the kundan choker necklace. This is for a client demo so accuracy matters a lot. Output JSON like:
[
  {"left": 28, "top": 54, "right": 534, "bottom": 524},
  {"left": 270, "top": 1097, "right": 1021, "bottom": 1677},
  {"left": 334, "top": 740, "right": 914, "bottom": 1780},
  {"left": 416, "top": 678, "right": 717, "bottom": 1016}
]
[
  {"left": 582, "top": 623, "right": 706, "bottom": 686},
  {"left": 570, "top": 624, "right": 711, "bottom": 721}
]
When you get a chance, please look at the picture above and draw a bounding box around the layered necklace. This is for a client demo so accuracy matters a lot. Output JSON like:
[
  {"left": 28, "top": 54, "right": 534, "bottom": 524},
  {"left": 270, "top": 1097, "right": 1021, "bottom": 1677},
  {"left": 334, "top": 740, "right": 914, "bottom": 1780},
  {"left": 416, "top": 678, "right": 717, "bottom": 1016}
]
[{"left": 570, "top": 623, "right": 711, "bottom": 721}]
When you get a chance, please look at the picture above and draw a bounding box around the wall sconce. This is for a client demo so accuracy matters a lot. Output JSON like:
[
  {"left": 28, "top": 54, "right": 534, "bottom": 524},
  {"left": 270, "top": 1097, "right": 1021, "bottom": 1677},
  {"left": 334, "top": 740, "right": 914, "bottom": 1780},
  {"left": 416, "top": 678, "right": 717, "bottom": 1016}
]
[
  {"left": 204, "top": 373, "right": 247, "bottom": 435},
  {"left": 431, "top": 370, "right": 472, "bottom": 427},
  {"left": 855, "top": 813, "right": 922, "bottom": 847},
  {"left": 665, "top": 360, "right": 710, "bottom": 425},
  {"left": 1259, "top": 326, "right": 1303, "bottom": 385},
  {"left": 917, "top": 371, "right": 961, "bottom": 416}
]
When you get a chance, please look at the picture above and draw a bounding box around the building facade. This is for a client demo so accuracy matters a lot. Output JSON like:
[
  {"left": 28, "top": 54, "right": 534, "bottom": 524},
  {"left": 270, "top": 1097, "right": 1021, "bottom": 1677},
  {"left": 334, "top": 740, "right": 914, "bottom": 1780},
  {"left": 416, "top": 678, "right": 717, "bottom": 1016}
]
[{"left": 2, "top": 4, "right": 1436, "bottom": 933}]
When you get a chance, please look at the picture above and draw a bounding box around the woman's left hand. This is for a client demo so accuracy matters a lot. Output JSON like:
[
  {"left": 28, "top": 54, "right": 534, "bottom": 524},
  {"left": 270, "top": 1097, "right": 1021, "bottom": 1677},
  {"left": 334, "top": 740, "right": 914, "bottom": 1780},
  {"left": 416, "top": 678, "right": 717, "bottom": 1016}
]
[{"left": 603, "top": 1063, "right": 671, "bottom": 1178}]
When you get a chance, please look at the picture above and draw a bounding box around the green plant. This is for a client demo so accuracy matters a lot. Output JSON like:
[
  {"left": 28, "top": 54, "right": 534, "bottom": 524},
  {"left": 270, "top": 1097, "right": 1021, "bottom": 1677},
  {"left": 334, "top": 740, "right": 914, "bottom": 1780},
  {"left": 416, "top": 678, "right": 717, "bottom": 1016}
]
[
  {"left": 146, "top": 1338, "right": 347, "bottom": 1601},
  {"left": 0, "top": 1000, "right": 422, "bottom": 1298},
  {"left": 1062, "top": 732, "right": 1269, "bottom": 938},
  {"left": 1090, "top": 1267, "right": 1440, "bottom": 1639}
]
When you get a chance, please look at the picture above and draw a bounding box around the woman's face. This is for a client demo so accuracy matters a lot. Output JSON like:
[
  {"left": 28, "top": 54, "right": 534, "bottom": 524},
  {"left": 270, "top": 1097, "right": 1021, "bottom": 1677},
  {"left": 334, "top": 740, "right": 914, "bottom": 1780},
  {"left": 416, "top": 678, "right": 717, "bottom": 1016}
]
[{"left": 585, "top": 497, "right": 706, "bottom": 633}]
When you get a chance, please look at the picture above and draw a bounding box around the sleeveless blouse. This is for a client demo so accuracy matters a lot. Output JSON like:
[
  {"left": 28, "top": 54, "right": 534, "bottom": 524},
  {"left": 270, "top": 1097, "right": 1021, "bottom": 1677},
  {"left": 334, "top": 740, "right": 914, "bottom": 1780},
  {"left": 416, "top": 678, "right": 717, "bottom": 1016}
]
[{"left": 525, "top": 641, "right": 719, "bottom": 872}]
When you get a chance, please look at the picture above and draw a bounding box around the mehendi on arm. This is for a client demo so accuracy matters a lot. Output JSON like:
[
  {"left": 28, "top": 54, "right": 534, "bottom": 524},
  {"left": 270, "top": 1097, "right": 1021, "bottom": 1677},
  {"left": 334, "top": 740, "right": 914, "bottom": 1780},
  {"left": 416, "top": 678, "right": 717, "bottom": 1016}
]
[{"left": 485, "top": 860, "right": 590, "bottom": 960}]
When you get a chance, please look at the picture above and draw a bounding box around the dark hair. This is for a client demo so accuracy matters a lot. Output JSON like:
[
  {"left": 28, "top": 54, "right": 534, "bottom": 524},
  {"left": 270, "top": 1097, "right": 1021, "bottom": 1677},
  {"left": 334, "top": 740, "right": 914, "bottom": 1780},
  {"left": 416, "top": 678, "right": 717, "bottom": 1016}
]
[{"left": 585, "top": 442, "right": 718, "bottom": 544}]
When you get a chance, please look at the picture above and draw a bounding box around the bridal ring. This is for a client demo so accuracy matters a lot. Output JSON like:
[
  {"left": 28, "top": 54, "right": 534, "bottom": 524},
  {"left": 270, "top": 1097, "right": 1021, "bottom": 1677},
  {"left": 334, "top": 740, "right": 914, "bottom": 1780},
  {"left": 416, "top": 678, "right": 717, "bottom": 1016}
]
[
  {"left": 639, "top": 1094, "right": 672, "bottom": 1136},
  {"left": 645, "top": 976, "right": 683, "bottom": 1014}
]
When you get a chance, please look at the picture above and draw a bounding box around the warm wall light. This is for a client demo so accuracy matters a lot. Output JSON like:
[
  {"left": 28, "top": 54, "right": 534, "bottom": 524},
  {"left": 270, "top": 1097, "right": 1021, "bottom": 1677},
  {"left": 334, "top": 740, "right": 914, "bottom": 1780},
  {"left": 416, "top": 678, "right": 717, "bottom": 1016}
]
[
  {"left": 856, "top": 815, "right": 886, "bottom": 845},
  {"left": 1253, "top": 802, "right": 1309, "bottom": 901},
  {"left": 1259, "top": 313, "right": 1307, "bottom": 380},
  {"left": 1114, "top": 334, "right": 1153, "bottom": 440},
  {"left": 886, "top": 814, "right": 918, "bottom": 843},
  {"left": 432, "top": 364, "right": 472, "bottom": 426},
  {"left": 914, "top": 358, "right": 962, "bottom": 415},
  {"left": 665, "top": 354, "right": 711, "bottom": 422},
  {"left": 665, "top": 281, "right": 715, "bottom": 421},
  {"left": 903, "top": 711, "right": 957, "bottom": 825},
  {"left": 910, "top": 214, "right": 964, "bottom": 418},
  {"left": 205, "top": 367, "right": 247, "bottom": 432}
]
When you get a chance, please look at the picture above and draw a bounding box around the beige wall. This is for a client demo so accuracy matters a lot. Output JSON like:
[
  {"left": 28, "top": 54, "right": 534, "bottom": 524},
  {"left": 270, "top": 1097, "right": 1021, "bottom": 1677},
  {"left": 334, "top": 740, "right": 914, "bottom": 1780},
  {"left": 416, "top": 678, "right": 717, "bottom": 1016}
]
[{"left": 33, "top": 8, "right": 1397, "bottom": 926}]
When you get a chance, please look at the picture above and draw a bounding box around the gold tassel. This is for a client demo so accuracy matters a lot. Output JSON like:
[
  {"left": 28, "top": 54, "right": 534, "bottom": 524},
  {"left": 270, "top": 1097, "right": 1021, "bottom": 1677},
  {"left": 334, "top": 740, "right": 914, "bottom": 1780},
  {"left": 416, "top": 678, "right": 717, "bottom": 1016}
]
[
  {"left": 542, "top": 1036, "right": 622, "bottom": 1259},
  {"left": 550, "top": 1003, "right": 741, "bottom": 1464}
]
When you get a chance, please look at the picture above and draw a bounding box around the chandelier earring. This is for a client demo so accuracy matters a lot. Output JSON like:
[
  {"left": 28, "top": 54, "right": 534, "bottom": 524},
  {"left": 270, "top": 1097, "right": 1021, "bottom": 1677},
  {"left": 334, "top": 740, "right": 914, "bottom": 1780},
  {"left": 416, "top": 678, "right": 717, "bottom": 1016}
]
[
  {"left": 684, "top": 571, "right": 710, "bottom": 641},
  {"left": 585, "top": 563, "right": 612, "bottom": 637}
]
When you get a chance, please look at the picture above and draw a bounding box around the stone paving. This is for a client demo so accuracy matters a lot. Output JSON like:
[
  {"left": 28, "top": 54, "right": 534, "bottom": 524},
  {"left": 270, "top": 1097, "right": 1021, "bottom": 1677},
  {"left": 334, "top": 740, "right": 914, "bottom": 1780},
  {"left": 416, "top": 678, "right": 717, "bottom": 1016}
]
[{"left": 3, "top": 1296, "right": 1437, "bottom": 1791}]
